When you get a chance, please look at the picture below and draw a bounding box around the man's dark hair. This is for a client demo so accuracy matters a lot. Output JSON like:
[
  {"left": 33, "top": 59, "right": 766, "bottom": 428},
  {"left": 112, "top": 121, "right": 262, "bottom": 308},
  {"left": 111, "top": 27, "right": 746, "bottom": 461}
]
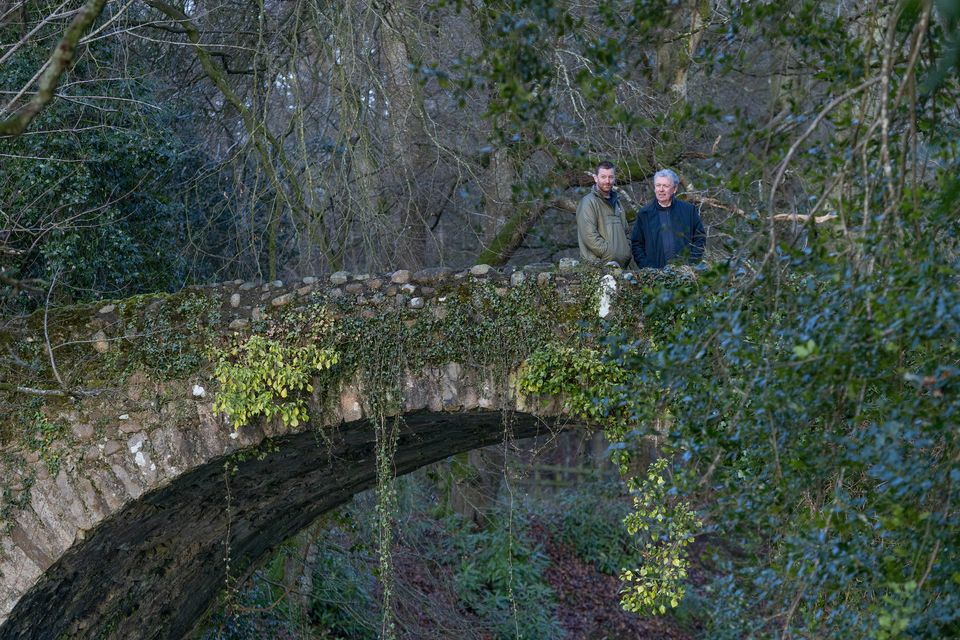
[{"left": 597, "top": 160, "right": 615, "bottom": 172}]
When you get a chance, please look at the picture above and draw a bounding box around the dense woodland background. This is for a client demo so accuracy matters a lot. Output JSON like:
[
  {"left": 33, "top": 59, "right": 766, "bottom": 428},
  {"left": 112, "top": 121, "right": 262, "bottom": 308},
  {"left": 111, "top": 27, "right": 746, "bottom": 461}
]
[{"left": 2, "top": 0, "right": 959, "bottom": 638}]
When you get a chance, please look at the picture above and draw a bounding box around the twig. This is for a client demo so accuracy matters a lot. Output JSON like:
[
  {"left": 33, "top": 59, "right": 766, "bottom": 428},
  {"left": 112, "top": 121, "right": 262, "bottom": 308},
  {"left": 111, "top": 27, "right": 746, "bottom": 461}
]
[
  {"left": 44, "top": 268, "right": 66, "bottom": 389},
  {"left": 0, "top": 383, "right": 106, "bottom": 397},
  {"left": 771, "top": 213, "right": 838, "bottom": 224}
]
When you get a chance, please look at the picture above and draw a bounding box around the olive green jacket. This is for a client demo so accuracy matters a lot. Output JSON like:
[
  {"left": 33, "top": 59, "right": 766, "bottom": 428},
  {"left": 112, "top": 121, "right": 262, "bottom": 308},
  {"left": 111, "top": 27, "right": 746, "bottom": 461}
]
[{"left": 576, "top": 188, "right": 631, "bottom": 267}]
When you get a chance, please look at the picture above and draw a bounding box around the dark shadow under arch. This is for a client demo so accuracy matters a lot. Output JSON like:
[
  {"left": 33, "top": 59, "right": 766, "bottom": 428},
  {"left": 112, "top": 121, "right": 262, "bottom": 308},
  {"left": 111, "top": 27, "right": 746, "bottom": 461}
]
[{"left": 1, "top": 409, "right": 568, "bottom": 640}]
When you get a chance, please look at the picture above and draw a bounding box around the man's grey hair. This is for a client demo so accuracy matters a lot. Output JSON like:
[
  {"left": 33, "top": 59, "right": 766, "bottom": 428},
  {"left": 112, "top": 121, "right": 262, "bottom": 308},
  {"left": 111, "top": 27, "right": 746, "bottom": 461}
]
[{"left": 653, "top": 169, "right": 680, "bottom": 187}]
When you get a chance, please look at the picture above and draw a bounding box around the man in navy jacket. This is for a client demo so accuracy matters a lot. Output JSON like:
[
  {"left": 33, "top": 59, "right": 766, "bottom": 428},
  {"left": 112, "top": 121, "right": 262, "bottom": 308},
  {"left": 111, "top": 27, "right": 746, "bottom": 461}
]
[{"left": 631, "top": 169, "right": 706, "bottom": 268}]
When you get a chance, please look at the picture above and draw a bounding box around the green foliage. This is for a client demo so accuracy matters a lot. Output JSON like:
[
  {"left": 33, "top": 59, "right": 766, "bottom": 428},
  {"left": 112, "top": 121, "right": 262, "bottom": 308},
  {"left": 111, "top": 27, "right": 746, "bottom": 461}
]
[
  {"left": 198, "top": 576, "right": 305, "bottom": 640},
  {"left": 620, "top": 459, "right": 701, "bottom": 616},
  {"left": 24, "top": 411, "right": 70, "bottom": 475},
  {"left": 213, "top": 334, "right": 339, "bottom": 430},
  {"left": 119, "top": 291, "right": 222, "bottom": 380},
  {"left": 308, "top": 535, "right": 378, "bottom": 639},
  {"left": 0, "top": 11, "right": 223, "bottom": 313},
  {"left": 872, "top": 580, "right": 919, "bottom": 640},
  {"left": 451, "top": 512, "right": 566, "bottom": 640},
  {"left": 0, "top": 452, "right": 33, "bottom": 535},
  {"left": 608, "top": 239, "right": 960, "bottom": 636},
  {"left": 518, "top": 342, "right": 630, "bottom": 428},
  {"left": 549, "top": 482, "right": 638, "bottom": 575}
]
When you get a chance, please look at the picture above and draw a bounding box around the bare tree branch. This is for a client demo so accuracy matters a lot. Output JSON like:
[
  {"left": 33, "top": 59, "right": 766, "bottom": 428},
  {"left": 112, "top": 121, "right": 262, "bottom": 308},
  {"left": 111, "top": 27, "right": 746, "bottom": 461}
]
[{"left": 0, "top": 0, "right": 109, "bottom": 138}]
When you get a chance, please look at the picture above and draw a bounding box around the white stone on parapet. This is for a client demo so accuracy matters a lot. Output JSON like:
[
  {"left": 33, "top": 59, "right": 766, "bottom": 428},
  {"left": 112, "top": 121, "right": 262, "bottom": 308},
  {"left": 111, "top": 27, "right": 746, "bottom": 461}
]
[
  {"left": 598, "top": 274, "right": 617, "bottom": 318},
  {"left": 477, "top": 374, "right": 496, "bottom": 409},
  {"left": 459, "top": 383, "right": 480, "bottom": 411},
  {"left": 427, "top": 368, "right": 444, "bottom": 412}
]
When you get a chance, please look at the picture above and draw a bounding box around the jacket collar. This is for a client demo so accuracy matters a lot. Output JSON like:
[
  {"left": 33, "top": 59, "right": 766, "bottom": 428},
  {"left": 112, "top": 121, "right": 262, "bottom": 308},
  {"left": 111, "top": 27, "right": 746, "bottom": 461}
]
[{"left": 592, "top": 186, "right": 619, "bottom": 209}]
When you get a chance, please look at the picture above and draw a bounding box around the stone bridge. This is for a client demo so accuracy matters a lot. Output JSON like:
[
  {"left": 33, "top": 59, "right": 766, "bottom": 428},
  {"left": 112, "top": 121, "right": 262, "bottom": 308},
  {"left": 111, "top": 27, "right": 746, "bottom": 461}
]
[{"left": 0, "top": 261, "right": 675, "bottom": 639}]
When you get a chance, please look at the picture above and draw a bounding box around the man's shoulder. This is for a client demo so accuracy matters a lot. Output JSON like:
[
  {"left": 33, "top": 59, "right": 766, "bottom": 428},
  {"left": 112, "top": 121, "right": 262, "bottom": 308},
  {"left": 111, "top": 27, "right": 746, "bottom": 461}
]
[
  {"left": 576, "top": 191, "right": 595, "bottom": 215},
  {"left": 673, "top": 198, "right": 696, "bottom": 214},
  {"left": 578, "top": 190, "right": 606, "bottom": 211},
  {"left": 638, "top": 200, "right": 658, "bottom": 215}
]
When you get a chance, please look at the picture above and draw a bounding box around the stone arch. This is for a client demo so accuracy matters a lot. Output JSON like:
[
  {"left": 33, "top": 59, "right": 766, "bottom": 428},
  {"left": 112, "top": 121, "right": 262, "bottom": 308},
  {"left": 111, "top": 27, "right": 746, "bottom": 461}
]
[{"left": 1, "top": 409, "right": 568, "bottom": 640}]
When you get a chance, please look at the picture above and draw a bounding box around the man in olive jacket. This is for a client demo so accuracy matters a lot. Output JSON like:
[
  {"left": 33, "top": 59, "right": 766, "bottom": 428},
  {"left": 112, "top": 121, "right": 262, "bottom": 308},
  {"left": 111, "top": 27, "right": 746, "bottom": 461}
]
[
  {"left": 576, "top": 160, "right": 632, "bottom": 267},
  {"left": 631, "top": 169, "right": 706, "bottom": 268}
]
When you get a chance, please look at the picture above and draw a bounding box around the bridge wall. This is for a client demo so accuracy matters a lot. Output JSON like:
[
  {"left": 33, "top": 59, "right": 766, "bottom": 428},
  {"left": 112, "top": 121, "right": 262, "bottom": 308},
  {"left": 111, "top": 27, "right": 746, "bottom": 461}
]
[{"left": 0, "top": 261, "right": 669, "bottom": 637}]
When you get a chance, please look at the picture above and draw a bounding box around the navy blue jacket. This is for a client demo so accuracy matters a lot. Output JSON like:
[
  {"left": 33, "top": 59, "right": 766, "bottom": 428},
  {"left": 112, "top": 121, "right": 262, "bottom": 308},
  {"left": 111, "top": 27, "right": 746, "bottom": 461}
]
[{"left": 630, "top": 198, "right": 706, "bottom": 268}]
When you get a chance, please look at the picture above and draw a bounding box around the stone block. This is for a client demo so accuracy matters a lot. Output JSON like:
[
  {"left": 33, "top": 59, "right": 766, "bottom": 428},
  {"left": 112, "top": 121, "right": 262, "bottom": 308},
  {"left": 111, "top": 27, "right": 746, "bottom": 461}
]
[
  {"left": 118, "top": 419, "right": 141, "bottom": 435},
  {"left": 413, "top": 266, "right": 453, "bottom": 284},
  {"left": 103, "top": 441, "right": 122, "bottom": 457},
  {"left": 402, "top": 372, "right": 429, "bottom": 412},
  {"left": 271, "top": 293, "right": 294, "bottom": 307},
  {"left": 92, "top": 330, "right": 108, "bottom": 354},
  {"left": 523, "top": 262, "right": 554, "bottom": 273},
  {"left": 340, "top": 388, "right": 363, "bottom": 423},
  {"left": 71, "top": 423, "right": 94, "bottom": 441}
]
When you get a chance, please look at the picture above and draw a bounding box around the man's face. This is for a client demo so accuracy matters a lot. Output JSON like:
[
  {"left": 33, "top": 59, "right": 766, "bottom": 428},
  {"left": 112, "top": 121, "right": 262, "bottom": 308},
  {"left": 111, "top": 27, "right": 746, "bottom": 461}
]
[
  {"left": 654, "top": 176, "right": 677, "bottom": 205},
  {"left": 594, "top": 167, "right": 615, "bottom": 196}
]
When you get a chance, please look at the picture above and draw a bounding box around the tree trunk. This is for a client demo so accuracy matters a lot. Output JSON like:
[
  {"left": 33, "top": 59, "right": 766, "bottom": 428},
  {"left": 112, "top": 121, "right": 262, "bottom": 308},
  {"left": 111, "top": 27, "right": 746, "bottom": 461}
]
[
  {"left": 379, "top": 1, "right": 432, "bottom": 270},
  {"left": 655, "top": 0, "right": 705, "bottom": 99}
]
